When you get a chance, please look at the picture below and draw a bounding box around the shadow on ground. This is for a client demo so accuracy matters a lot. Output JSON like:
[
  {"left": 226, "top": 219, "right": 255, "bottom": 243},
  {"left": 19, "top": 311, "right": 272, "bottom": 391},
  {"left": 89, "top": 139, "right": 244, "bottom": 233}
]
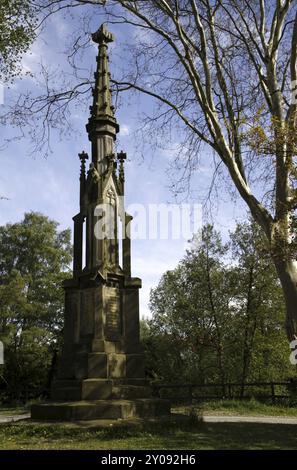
[{"left": 0, "top": 417, "right": 296, "bottom": 449}]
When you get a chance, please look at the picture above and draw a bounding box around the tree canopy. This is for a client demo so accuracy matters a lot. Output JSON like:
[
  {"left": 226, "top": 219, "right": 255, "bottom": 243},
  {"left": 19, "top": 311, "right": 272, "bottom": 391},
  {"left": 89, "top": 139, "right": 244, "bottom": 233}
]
[
  {"left": 0, "top": 0, "right": 38, "bottom": 83},
  {"left": 145, "top": 221, "right": 293, "bottom": 388},
  {"left": 0, "top": 212, "right": 72, "bottom": 399}
]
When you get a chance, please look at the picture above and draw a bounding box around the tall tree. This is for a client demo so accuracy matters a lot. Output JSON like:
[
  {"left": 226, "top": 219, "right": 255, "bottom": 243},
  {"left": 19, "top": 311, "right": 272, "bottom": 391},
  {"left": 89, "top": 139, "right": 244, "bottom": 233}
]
[
  {"left": 0, "top": 212, "right": 72, "bottom": 398},
  {"left": 148, "top": 221, "right": 293, "bottom": 386},
  {"left": 229, "top": 221, "right": 287, "bottom": 393},
  {"left": 106, "top": 0, "right": 297, "bottom": 341}
]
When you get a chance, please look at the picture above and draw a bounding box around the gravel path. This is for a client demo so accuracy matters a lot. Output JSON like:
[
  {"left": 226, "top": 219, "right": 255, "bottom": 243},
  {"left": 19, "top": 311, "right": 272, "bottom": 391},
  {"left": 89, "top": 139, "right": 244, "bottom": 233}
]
[
  {"left": 0, "top": 414, "right": 30, "bottom": 423},
  {"left": 202, "top": 415, "right": 297, "bottom": 424}
]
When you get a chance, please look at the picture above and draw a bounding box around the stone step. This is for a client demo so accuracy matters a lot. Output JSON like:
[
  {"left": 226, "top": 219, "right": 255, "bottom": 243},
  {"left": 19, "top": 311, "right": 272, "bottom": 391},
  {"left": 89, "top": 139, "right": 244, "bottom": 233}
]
[
  {"left": 111, "top": 385, "right": 151, "bottom": 399},
  {"left": 31, "top": 398, "right": 171, "bottom": 421},
  {"left": 52, "top": 387, "right": 81, "bottom": 401}
]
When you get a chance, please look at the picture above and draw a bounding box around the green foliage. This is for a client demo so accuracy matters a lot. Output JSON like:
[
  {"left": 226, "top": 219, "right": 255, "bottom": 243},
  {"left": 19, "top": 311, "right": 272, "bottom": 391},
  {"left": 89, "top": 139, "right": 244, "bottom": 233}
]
[
  {"left": 145, "top": 221, "right": 294, "bottom": 386},
  {"left": 0, "top": 0, "right": 37, "bottom": 82},
  {"left": 175, "top": 399, "right": 297, "bottom": 417},
  {"left": 0, "top": 212, "right": 72, "bottom": 399}
]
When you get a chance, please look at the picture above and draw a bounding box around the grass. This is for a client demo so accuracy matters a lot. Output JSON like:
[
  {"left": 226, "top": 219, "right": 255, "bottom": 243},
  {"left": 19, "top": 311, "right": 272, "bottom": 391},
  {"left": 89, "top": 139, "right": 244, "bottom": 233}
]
[
  {"left": 1, "top": 399, "right": 297, "bottom": 449},
  {"left": 0, "top": 418, "right": 296, "bottom": 450},
  {"left": 2, "top": 398, "right": 297, "bottom": 418},
  {"left": 173, "top": 398, "right": 297, "bottom": 417}
]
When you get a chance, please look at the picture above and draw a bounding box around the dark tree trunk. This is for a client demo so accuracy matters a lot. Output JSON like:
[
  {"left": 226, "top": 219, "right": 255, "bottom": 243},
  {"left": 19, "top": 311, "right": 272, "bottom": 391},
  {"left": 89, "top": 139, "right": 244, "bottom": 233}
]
[{"left": 274, "top": 260, "right": 297, "bottom": 341}]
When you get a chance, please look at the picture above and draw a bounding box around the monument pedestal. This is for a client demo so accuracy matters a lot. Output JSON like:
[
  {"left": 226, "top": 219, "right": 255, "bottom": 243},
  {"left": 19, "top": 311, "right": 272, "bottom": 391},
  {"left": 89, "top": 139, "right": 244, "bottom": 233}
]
[
  {"left": 31, "top": 274, "right": 170, "bottom": 421},
  {"left": 31, "top": 398, "right": 170, "bottom": 421}
]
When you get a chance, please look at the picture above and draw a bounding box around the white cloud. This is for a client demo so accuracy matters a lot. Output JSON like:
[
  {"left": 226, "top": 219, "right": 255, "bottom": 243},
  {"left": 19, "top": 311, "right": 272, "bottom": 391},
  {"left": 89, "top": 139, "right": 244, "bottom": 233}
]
[
  {"left": 21, "top": 44, "right": 40, "bottom": 75},
  {"left": 120, "top": 124, "right": 130, "bottom": 136},
  {"left": 20, "top": 37, "right": 56, "bottom": 82}
]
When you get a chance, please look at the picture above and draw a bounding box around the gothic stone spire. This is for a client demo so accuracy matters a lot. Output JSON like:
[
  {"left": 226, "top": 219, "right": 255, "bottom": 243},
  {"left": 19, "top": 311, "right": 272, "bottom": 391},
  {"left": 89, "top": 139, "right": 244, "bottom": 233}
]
[{"left": 86, "top": 24, "right": 119, "bottom": 167}]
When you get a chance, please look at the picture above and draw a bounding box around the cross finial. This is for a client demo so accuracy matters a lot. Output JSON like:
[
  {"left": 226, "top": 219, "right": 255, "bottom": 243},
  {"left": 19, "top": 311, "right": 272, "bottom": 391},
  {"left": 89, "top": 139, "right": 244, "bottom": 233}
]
[
  {"left": 79, "top": 151, "right": 89, "bottom": 162},
  {"left": 92, "top": 24, "right": 114, "bottom": 45},
  {"left": 117, "top": 150, "right": 127, "bottom": 162}
]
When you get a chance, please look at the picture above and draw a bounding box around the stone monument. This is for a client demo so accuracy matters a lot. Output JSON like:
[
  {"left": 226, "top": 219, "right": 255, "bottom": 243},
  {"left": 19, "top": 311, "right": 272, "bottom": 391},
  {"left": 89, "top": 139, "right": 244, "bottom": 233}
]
[{"left": 31, "top": 25, "right": 170, "bottom": 421}]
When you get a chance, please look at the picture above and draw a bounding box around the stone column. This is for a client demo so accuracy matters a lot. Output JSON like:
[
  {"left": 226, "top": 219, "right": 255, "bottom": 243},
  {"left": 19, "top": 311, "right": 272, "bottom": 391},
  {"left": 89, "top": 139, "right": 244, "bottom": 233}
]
[
  {"left": 123, "top": 213, "right": 132, "bottom": 277},
  {"left": 86, "top": 207, "right": 92, "bottom": 269},
  {"left": 73, "top": 213, "right": 84, "bottom": 274}
]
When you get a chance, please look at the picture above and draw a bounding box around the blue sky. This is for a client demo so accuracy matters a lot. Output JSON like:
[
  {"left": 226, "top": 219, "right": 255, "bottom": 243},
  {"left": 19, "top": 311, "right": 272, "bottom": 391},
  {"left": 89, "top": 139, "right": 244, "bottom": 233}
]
[{"left": 0, "top": 7, "right": 248, "bottom": 317}]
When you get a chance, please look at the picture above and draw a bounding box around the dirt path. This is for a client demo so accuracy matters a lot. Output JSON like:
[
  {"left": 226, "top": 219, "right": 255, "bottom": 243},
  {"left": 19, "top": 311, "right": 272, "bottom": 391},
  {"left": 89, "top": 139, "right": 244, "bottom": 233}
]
[
  {"left": 202, "top": 415, "right": 297, "bottom": 424},
  {"left": 0, "top": 414, "right": 30, "bottom": 423}
]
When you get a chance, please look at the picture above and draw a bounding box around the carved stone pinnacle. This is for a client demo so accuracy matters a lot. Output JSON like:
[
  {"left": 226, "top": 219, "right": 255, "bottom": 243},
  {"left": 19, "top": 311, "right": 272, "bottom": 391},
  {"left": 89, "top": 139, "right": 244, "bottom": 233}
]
[{"left": 92, "top": 24, "right": 114, "bottom": 45}]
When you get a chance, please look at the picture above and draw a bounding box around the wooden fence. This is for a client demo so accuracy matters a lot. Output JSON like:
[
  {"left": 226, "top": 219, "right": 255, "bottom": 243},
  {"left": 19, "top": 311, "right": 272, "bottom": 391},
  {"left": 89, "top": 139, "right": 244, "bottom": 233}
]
[{"left": 152, "top": 381, "right": 295, "bottom": 403}]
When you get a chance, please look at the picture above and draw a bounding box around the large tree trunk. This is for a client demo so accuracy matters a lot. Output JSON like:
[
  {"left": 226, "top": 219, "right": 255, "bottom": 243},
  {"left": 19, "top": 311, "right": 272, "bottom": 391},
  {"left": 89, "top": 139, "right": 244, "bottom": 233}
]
[{"left": 274, "top": 260, "right": 297, "bottom": 341}]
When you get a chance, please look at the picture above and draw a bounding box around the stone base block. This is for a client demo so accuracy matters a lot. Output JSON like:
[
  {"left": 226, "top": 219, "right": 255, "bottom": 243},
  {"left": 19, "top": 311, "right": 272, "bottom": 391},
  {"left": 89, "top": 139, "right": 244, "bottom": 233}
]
[
  {"left": 31, "top": 398, "right": 170, "bottom": 421},
  {"left": 57, "top": 350, "right": 145, "bottom": 382},
  {"left": 81, "top": 379, "right": 112, "bottom": 400},
  {"left": 88, "top": 353, "right": 108, "bottom": 378},
  {"left": 52, "top": 379, "right": 151, "bottom": 401}
]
